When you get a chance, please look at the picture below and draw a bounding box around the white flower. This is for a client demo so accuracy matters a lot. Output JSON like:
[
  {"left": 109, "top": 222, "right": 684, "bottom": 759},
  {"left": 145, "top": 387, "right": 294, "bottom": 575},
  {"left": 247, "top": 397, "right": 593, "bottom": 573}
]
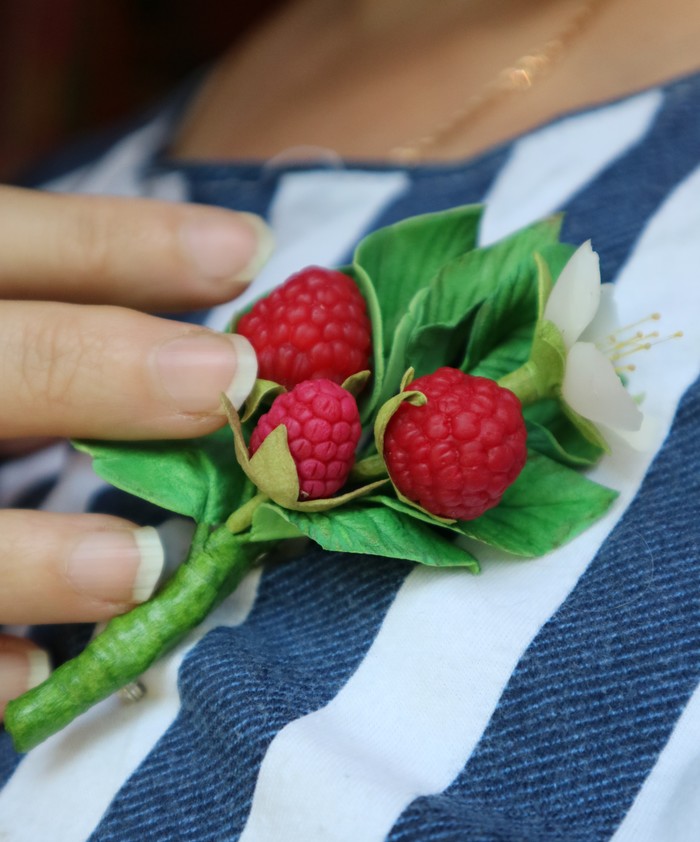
[{"left": 543, "top": 241, "right": 643, "bottom": 433}]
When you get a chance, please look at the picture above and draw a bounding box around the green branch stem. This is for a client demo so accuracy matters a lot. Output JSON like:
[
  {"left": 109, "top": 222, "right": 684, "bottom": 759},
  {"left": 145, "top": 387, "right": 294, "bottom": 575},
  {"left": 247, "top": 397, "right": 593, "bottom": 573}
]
[
  {"left": 350, "top": 454, "right": 388, "bottom": 483},
  {"left": 5, "top": 524, "right": 267, "bottom": 753},
  {"left": 226, "top": 493, "right": 270, "bottom": 534},
  {"left": 498, "top": 361, "right": 553, "bottom": 406}
]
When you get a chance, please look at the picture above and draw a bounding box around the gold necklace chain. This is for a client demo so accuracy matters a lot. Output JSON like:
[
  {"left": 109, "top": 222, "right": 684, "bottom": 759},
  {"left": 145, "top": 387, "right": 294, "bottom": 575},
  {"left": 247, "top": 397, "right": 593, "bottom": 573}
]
[{"left": 390, "top": 0, "right": 609, "bottom": 162}]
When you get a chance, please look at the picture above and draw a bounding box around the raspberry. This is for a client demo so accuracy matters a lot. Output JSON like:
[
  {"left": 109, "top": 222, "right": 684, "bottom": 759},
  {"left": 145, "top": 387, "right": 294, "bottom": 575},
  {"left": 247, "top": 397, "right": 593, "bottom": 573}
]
[
  {"left": 249, "top": 379, "right": 362, "bottom": 500},
  {"left": 237, "top": 266, "right": 372, "bottom": 390},
  {"left": 383, "top": 368, "right": 527, "bottom": 520}
]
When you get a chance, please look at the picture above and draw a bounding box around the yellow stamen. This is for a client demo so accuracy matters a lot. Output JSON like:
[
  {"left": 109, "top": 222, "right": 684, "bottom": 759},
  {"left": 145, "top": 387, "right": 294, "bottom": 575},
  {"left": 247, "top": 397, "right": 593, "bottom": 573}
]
[{"left": 596, "top": 312, "right": 682, "bottom": 363}]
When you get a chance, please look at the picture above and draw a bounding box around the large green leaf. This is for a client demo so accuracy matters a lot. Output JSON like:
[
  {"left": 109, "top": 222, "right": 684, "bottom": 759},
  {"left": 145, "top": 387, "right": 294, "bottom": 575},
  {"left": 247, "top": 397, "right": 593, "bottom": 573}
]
[
  {"left": 455, "top": 451, "right": 617, "bottom": 557},
  {"left": 463, "top": 259, "right": 538, "bottom": 372},
  {"left": 341, "top": 263, "right": 387, "bottom": 423},
  {"left": 73, "top": 427, "right": 251, "bottom": 524},
  {"left": 377, "top": 216, "right": 563, "bottom": 404},
  {"left": 467, "top": 323, "right": 534, "bottom": 381},
  {"left": 353, "top": 205, "right": 482, "bottom": 341},
  {"left": 249, "top": 501, "right": 479, "bottom": 570}
]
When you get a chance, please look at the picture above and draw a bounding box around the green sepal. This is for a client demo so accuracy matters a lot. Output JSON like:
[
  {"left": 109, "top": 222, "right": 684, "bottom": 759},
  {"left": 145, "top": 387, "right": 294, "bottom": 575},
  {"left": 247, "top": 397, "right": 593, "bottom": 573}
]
[
  {"left": 498, "top": 319, "right": 566, "bottom": 405},
  {"left": 372, "top": 376, "right": 457, "bottom": 525},
  {"left": 73, "top": 427, "right": 252, "bottom": 525},
  {"left": 341, "top": 369, "right": 372, "bottom": 397},
  {"left": 249, "top": 500, "right": 479, "bottom": 571},
  {"left": 241, "top": 379, "right": 286, "bottom": 422}
]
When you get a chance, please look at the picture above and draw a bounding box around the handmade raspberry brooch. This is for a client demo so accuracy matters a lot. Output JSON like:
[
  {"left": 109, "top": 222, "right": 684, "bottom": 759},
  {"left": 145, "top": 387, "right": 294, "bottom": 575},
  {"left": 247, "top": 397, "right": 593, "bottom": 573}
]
[
  {"left": 237, "top": 266, "right": 372, "bottom": 389},
  {"left": 10, "top": 206, "right": 639, "bottom": 753}
]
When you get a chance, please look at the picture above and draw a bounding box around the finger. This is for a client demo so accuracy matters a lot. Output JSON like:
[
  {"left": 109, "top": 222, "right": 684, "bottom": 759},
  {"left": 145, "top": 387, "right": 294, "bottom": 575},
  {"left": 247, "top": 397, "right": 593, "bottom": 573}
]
[
  {"left": 0, "top": 636, "right": 51, "bottom": 720},
  {"left": 0, "top": 510, "right": 166, "bottom": 625},
  {"left": 0, "top": 301, "right": 257, "bottom": 439},
  {"left": 0, "top": 185, "right": 273, "bottom": 311}
]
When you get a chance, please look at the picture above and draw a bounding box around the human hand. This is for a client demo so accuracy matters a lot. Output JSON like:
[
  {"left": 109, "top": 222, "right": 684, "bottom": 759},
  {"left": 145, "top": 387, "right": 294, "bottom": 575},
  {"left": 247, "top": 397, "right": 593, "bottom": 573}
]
[{"left": 0, "top": 185, "right": 273, "bottom": 717}]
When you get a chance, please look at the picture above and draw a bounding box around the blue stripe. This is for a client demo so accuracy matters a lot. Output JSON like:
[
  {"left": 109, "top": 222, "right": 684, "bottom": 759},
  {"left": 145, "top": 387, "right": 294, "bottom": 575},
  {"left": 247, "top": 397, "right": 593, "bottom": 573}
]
[
  {"left": 0, "top": 733, "right": 21, "bottom": 789},
  {"left": 88, "top": 550, "right": 411, "bottom": 841},
  {"left": 562, "top": 72, "right": 700, "bottom": 279},
  {"left": 388, "top": 375, "right": 700, "bottom": 842}
]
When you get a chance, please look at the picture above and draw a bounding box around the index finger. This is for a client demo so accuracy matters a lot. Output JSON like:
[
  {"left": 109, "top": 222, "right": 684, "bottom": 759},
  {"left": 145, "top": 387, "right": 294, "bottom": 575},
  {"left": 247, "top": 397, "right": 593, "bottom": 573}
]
[{"left": 0, "top": 186, "right": 274, "bottom": 312}]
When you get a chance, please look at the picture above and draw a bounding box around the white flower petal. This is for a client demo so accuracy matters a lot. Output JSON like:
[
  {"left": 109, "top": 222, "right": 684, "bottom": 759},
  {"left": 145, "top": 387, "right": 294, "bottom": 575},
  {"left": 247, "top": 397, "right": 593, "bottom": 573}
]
[
  {"left": 597, "top": 413, "right": 659, "bottom": 452},
  {"left": 562, "top": 342, "right": 643, "bottom": 431},
  {"left": 580, "top": 283, "right": 618, "bottom": 342},
  {"left": 543, "top": 240, "right": 601, "bottom": 349}
]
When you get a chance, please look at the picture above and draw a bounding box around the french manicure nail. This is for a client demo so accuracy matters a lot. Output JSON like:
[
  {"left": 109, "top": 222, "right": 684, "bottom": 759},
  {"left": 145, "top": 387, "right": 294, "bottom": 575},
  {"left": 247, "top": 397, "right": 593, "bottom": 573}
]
[
  {"left": 66, "top": 527, "right": 164, "bottom": 605},
  {"left": 180, "top": 212, "right": 274, "bottom": 282},
  {"left": 154, "top": 332, "right": 258, "bottom": 412},
  {"left": 0, "top": 649, "right": 50, "bottom": 702}
]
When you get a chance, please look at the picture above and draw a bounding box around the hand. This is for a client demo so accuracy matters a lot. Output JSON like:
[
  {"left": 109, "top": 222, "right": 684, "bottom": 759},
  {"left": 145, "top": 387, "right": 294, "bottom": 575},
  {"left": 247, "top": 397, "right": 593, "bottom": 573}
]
[{"left": 0, "top": 185, "right": 273, "bottom": 717}]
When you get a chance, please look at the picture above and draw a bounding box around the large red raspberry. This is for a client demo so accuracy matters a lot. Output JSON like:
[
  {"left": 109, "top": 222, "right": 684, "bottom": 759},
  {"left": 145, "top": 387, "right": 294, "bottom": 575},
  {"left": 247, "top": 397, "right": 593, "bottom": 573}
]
[
  {"left": 249, "top": 379, "right": 362, "bottom": 500},
  {"left": 383, "top": 368, "right": 527, "bottom": 520},
  {"left": 237, "top": 266, "right": 372, "bottom": 390}
]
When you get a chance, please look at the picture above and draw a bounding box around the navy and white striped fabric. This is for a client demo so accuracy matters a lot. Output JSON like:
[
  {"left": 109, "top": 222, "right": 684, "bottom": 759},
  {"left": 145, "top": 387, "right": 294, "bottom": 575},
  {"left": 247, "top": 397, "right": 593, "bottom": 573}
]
[{"left": 1, "top": 70, "right": 700, "bottom": 841}]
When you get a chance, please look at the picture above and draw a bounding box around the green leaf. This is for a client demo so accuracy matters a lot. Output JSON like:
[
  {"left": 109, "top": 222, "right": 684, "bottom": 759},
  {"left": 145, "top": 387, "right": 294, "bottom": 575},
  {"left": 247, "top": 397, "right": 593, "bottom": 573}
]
[
  {"left": 454, "top": 451, "right": 618, "bottom": 557},
  {"left": 341, "top": 263, "right": 386, "bottom": 424},
  {"left": 353, "top": 205, "right": 482, "bottom": 341},
  {"left": 378, "top": 216, "right": 563, "bottom": 404},
  {"left": 524, "top": 400, "right": 604, "bottom": 467},
  {"left": 560, "top": 401, "right": 611, "bottom": 452},
  {"left": 463, "top": 259, "right": 538, "bottom": 371},
  {"left": 539, "top": 242, "right": 578, "bottom": 288},
  {"left": 467, "top": 323, "right": 534, "bottom": 381},
  {"left": 73, "top": 427, "right": 250, "bottom": 524},
  {"left": 250, "top": 501, "right": 479, "bottom": 570}
]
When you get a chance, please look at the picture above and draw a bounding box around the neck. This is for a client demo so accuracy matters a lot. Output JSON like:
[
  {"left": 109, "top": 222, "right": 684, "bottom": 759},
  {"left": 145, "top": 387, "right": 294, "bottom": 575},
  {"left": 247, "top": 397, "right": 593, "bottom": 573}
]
[{"left": 172, "top": 0, "right": 700, "bottom": 164}]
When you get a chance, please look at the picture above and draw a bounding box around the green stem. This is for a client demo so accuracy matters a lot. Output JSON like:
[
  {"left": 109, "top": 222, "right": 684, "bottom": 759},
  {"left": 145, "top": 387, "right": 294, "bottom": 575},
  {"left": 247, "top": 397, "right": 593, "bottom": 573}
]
[
  {"left": 350, "top": 453, "right": 388, "bottom": 483},
  {"left": 499, "top": 361, "right": 548, "bottom": 406},
  {"left": 225, "top": 492, "right": 269, "bottom": 534},
  {"left": 5, "top": 525, "right": 267, "bottom": 753}
]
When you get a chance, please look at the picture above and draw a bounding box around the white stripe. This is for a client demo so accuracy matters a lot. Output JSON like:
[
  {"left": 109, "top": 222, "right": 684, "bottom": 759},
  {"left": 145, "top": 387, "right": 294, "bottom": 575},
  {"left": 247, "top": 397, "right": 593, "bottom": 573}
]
[
  {"left": 0, "top": 442, "right": 67, "bottom": 507},
  {"left": 205, "top": 169, "right": 410, "bottom": 331},
  {"left": 0, "top": 569, "right": 262, "bottom": 842},
  {"left": 43, "top": 113, "right": 185, "bottom": 199},
  {"left": 239, "top": 146, "right": 700, "bottom": 841},
  {"left": 612, "top": 680, "right": 700, "bottom": 842},
  {"left": 479, "top": 89, "right": 663, "bottom": 245},
  {"left": 40, "top": 449, "right": 108, "bottom": 514}
]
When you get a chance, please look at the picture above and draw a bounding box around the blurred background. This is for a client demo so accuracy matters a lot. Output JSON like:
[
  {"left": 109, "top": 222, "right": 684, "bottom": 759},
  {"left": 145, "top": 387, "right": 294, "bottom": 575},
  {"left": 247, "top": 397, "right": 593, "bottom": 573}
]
[{"left": 0, "top": 0, "right": 283, "bottom": 181}]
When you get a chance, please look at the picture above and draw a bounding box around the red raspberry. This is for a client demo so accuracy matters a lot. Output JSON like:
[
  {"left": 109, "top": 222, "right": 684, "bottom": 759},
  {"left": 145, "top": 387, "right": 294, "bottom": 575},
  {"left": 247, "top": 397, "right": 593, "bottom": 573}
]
[
  {"left": 383, "top": 368, "right": 527, "bottom": 520},
  {"left": 249, "top": 379, "right": 362, "bottom": 500},
  {"left": 237, "top": 266, "right": 372, "bottom": 390}
]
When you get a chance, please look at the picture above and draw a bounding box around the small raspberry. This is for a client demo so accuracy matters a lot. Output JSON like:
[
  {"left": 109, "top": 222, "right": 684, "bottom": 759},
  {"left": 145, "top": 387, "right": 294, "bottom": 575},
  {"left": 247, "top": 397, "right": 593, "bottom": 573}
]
[
  {"left": 237, "top": 266, "right": 372, "bottom": 390},
  {"left": 249, "top": 379, "right": 362, "bottom": 500},
  {"left": 383, "top": 368, "right": 527, "bottom": 520}
]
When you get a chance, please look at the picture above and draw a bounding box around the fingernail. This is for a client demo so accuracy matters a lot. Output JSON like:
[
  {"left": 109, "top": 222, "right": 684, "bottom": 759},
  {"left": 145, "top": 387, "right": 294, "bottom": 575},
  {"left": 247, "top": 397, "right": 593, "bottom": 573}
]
[
  {"left": 154, "top": 332, "right": 258, "bottom": 412},
  {"left": 0, "top": 649, "right": 51, "bottom": 702},
  {"left": 66, "top": 527, "right": 164, "bottom": 605},
  {"left": 180, "top": 212, "right": 274, "bottom": 282}
]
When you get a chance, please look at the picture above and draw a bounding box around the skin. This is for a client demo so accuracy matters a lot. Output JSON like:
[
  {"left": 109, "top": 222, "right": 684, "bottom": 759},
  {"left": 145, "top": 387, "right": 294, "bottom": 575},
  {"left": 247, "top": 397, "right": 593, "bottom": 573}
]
[
  {"left": 3, "top": 0, "right": 700, "bottom": 714},
  {"left": 173, "top": 0, "right": 700, "bottom": 162}
]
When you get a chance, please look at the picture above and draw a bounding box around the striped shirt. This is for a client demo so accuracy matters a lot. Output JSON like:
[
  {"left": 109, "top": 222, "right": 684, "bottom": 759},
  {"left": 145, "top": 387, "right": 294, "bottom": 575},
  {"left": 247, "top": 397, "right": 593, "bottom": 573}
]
[{"left": 1, "top": 69, "right": 699, "bottom": 842}]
